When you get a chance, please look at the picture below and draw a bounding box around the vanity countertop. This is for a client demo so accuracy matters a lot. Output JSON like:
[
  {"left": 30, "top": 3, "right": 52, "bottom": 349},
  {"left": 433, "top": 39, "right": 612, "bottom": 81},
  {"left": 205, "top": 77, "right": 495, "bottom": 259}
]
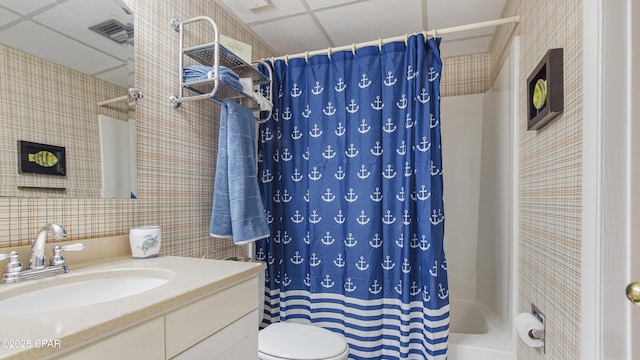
[{"left": 0, "top": 255, "right": 262, "bottom": 359}]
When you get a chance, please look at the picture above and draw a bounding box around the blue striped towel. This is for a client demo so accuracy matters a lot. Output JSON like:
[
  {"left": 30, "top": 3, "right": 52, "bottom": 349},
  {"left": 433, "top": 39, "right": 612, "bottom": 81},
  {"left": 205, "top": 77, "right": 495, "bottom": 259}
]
[{"left": 210, "top": 100, "right": 270, "bottom": 244}]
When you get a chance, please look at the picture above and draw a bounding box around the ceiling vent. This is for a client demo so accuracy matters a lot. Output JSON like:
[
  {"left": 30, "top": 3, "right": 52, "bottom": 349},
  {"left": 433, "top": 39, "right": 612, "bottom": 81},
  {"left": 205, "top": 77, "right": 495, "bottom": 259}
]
[{"left": 90, "top": 20, "right": 133, "bottom": 44}]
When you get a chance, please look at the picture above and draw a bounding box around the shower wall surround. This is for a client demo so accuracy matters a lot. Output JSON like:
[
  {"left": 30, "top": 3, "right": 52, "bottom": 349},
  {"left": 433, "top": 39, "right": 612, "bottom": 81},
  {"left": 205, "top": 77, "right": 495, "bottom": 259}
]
[
  {"left": 0, "top": 1, "right": 490, "bottom": 260},
  {"left": 490, "top": 0, "right": 583, "bottom": 359}
]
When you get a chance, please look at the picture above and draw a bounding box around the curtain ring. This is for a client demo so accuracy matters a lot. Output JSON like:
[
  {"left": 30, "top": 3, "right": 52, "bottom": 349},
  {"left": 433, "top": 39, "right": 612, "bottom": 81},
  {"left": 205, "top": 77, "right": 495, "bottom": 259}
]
[
  {"left": 327, "top": 47, "right": 332, "bottom": 60},
  {"left": 404, "top": 34, "right": 409, "bottom": 46},
  {"left": 431, "top": 29, "right": 437, "bottom": 39},
  {"left": 304, "top": 51, "right": 309, "bottom": 62},
  {"left": 284, "top": 54, "right": 289, "bottom": 65},
  {"left": 352, "top": 43, "right": 356, "bottom": 55},
  {"left": 378, "top": 38, "right": 383, "bottom": 51}
]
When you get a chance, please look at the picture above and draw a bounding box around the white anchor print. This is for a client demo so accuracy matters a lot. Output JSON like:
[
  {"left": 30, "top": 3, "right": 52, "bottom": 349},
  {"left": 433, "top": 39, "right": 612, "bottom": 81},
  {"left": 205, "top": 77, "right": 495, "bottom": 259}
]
[
  {"left": 370, "top": 142, "right": 383, "bottom": 156},
  {"left": 344, "top": 233, "right": 357, "bottom": 247},
  {"left": 381, "top": 256, "right": 395, "bottom": 270},
  {"left": 382, "top": 210, "right": 396, "bottom": 225},
  {"left": 356, "top": 256, "right": 370, "bottom": 271},
  {"left": 394, "top": 280, "right": 402, "bottom": 295},
  {"left": 323, "top": 102, "right": 336, "bottom": 116},
  {"left": 382, "top": 164, "right": 396, "bottom": 179},
  {"left": 407, "top": 65, "right": 418, "bottom": 80},
  {"left": 310, "top": 253, "right": 321, "bottom": 267},
  {"left": 357, "top": 210, "right": 370, "bottom": 225},
  {"left": 310, "top": 124, "right": 323, "bottom": 138},
  {"left": 282, "top": 273, "right": 291, "bottom": 287},
  {"left": 410, "top": 281, "right": 421, "bottom": 296},
  {"left": 345, "top": 143, "right": 359, "bottom": 158},
  {"left": 311, "top": 81, "right": 324, "bottom": 95},
  {"left": 333, "top": 254, "right": 345, "bottom": 267},
  {"left": 358, "top": 118, "right": 371, "bottom": 134},
  {"left": 438, "top": 283, "right": 449, "bottom": 299},
  {"left": 369, "top": 233, "right": 382, "bottom": 248},
  {"left": 309, "top": 209, "right": 321, "bottom": 223},
  {"left": 322, "top": 145, "right": 335, "bottom": 159},
  {"left": 301, "top": 104, "right": 311, "bottom": 118},
  {"left": 290, "top": 251, "right": 304, "bottom": 265},
  {"left": 430, "top": 209, "right": 444, "bottom": 225},
  {"left": 322, "top": 188, "right": 335, "bottom": 202},
  {"left": 321, "top": 274, "right": 335, "bottom": 288},
  {"left": 309, "top": 167, "right": 323, "bottom": 181},
  {"left": 357, "top": 164, "right": 371, "bottom": 179},
  {"left": 384, "top": 71, "right": 397, "bottom": 86},
  {"left": 290, "top": 82, "right": 302, "bottom": 97},
  {"left": 430, "top": 113, "right": 439, "bottom": 128},
  {"left": 321, "top": 231, "right": 335, "bottom": 245},
  {"left": 417, "top": 88, "right": 430, "bottom": 104},
  {"left": 335, "top": 122, "right": 346, "bottom": 136},
  {"left": 346, "top": 99, "right": 359, "bottom": 113},
  {"left": 369, "top": 187, "right": 382, "bottom": 202},
  {"left": 290, "top": 210, "right": 304, "bottom": 223},
  {"left": 358, "top": 73, "right": 371, "bottom": 88},
  {"left": 335, "top": 77, "right": 346, "bottom": 92},
  {"left": 396, "top": 94, "right": 408, "bottom": 109},
  {"left": 428, "top": 67, "right": 439, "bottom": 82},
  {"left": 371, "top": 96, "right": 384, "bottom": 110},
  {"left": 344, "top": 188, "right": 358, "bottom": 202},
  {"left": 383, "top": 118, "right": 396, "bottom": 133},
  {"left": 281, "top": 107, "right": 292, "bottom": 120},
  {"left": 369, "top": 280, "right": 382, "bottom": 294},
  {"left": 344, "top": 278, "right": 356, "bottom": 292}
]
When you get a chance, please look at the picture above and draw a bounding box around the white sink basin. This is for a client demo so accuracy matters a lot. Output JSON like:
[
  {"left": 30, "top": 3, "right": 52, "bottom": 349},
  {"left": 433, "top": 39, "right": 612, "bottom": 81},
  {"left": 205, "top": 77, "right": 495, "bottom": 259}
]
[{"left": 0, "top": 268, "right": 174, "bottom": 316}]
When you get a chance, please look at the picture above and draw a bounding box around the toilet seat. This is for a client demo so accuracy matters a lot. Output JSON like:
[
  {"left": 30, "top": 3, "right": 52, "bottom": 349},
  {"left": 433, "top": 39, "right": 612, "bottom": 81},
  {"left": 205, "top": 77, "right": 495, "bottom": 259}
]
[{"left": 258, "top": 322, "right": 349, "bottom": 360}]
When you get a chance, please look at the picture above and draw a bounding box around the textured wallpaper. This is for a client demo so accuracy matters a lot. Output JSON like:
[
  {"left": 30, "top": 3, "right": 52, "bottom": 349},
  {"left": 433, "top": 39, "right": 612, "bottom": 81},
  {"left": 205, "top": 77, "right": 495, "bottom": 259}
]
[{"left": 490, "top": 0, "right": 583, "bottom": 358}]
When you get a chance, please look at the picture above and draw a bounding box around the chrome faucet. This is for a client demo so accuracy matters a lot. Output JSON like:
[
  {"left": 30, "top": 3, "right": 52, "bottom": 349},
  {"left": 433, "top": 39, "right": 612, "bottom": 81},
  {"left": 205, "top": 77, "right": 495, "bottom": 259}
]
[{"left": 29, "top": 223, "right": 67, "bottom": 270}]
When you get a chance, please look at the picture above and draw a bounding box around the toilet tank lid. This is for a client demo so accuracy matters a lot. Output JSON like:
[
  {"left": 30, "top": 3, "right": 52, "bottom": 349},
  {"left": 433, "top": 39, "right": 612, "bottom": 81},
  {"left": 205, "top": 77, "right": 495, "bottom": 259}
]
[{"left": 259, "top": 322, "right": 349, "bottom": 359}]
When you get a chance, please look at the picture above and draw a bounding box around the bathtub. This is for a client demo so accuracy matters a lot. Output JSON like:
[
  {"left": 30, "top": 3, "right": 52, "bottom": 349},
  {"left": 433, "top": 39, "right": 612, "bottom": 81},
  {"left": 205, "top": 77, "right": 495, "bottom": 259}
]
[{"left": 448, "top": 301, "right": 514, "bottom": 359}]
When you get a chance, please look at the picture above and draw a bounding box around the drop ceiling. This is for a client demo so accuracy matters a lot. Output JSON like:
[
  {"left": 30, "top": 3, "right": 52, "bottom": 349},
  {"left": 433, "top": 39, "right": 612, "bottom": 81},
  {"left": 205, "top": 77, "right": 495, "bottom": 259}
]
[
  {"left": 0, "top": 0, "right": 134, "bottom": 88},
  {"left": 217, "top": 0, "right": 509, "bottom": 58}
]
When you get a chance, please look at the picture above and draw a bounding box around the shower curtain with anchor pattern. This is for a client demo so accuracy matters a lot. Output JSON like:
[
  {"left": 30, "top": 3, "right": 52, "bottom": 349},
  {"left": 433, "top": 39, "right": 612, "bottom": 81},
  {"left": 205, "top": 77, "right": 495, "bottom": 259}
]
[{"left": 256, "top": 34, "right": 449, "bottom": 359}]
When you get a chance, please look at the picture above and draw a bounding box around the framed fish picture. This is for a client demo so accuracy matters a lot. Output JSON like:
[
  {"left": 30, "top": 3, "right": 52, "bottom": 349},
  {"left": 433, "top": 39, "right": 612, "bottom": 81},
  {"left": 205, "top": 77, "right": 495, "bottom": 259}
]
[
  {"left": 18, "top": 140, "right": 66, "bottom": 176},
  {"left": 527, "top": 48, "right": 564, "bottom": 131}
]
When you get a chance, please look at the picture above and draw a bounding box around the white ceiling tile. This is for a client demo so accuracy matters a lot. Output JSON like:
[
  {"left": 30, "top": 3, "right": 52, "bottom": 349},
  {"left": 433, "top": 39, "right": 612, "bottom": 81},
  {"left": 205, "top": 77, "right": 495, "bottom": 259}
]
[
  {"left": 217, "top": 0, "right": 307, "bottom": 24},
  {"left": 426, "top": 0, "right": 507, "bottom": 29},
  {"left": 439, "top": 36, "right": 493, "bottom": 58},
  {"left": 95, "top": 64, "right": 130, "bottom": 88},
  {"left": 0, "top": 0, "right": 55, "bottom": 15},
  {"left": 304, "top": 0, "right": 359, "bottom": 11},
  {"left": 0, "top": 21, "right": 123, "bottom": 75},
  {"left": 0, "top": 6, "right": 19, "bottom": 27},
  {"left": 250, "top": 14, "right": 330, "bottom": 56},
  {"left": 315, "top": 0, "right": 423, "bottom": 47},
  {"left": 34, "top": 0, "right": 132, "bottom": 61}
]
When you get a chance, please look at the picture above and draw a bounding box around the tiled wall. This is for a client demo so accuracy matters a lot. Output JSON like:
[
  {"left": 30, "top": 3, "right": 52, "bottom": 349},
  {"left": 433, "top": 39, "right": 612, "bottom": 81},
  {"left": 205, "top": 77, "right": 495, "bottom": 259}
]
[
  {"left": 490, "top": 0, "right": 583, "bottom": 358},
  {"left": 0, "top": 1, "right": 490, "bottom": 262}
]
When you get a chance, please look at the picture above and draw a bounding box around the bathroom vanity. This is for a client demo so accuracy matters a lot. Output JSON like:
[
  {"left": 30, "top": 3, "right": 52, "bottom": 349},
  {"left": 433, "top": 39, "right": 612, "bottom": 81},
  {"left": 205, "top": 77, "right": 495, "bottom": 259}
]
[{"left": 0, "top": 245, "right": 262, "bottom": 360}]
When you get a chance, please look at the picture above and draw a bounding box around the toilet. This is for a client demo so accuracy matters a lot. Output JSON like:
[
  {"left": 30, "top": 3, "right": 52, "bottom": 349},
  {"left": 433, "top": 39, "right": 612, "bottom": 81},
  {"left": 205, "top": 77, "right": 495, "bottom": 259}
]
[{"left": 256, "top": 262, "right": 350, "bottom": 360}]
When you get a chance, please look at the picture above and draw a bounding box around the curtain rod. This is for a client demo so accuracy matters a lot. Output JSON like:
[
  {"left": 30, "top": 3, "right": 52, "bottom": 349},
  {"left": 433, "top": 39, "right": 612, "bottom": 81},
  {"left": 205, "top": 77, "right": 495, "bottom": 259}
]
[{"left": 269, "top": 15, "right": 520, "bottom": 62}]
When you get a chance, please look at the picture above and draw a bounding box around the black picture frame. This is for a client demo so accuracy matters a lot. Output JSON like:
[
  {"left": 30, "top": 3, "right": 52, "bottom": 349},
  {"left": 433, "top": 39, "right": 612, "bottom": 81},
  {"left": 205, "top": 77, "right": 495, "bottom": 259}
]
[
  {"left": 17, "top": 140, "right": 66, "bottom": 176},
  {"left": 527, "top": 48, "right": 564, "bottom": 131}
]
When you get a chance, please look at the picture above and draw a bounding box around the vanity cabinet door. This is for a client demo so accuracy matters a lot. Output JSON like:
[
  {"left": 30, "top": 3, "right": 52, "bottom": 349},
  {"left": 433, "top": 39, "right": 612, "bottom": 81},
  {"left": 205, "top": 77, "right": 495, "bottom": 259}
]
[
  {"left": 57, "top": 317, "right": 164, "bottom": 360},
  {"left": 165, "top": 277, "right": 258, "bottom": 358},
  {"left": 171, "top": 311, "right": 258, "bottom": 360}
]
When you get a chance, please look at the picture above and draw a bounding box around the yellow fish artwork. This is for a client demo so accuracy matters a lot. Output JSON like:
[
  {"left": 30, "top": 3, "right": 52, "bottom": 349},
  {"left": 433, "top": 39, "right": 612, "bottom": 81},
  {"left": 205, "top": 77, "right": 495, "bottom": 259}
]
[{"left": 28, "top": 151, "right": 58, "bottom": 168}]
